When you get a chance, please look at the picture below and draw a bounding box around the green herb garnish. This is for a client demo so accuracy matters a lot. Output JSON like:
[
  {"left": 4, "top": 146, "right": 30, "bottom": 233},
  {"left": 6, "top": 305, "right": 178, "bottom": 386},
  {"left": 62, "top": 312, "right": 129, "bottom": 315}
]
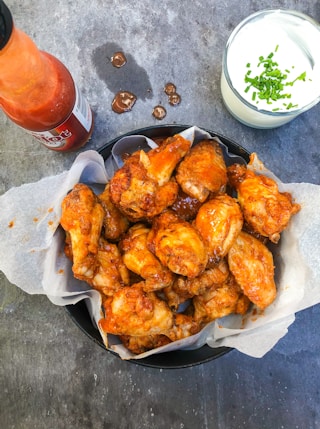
[{"left": 244, "top": 46, "right": 307, "bottom": 110}]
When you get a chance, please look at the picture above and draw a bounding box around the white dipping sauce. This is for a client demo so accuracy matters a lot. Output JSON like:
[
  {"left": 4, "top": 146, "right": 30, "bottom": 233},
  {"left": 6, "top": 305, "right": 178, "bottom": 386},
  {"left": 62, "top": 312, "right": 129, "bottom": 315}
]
[{"left": 221, "top": 10, "right": 320, "bottom": 128}]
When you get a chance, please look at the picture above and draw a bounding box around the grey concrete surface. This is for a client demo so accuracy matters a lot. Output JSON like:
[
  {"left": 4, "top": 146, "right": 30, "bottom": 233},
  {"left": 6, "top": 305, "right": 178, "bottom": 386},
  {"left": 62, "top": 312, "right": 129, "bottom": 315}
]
[{"left": 1, "top": 1, "right": 320, "bottom": 428}]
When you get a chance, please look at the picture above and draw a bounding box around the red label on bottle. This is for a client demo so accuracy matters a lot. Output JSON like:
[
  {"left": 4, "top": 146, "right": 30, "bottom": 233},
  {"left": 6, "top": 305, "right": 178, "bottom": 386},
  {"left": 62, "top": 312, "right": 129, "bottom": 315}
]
[{"left": 27, "top": 87, "right": 93, "bottom": 151}]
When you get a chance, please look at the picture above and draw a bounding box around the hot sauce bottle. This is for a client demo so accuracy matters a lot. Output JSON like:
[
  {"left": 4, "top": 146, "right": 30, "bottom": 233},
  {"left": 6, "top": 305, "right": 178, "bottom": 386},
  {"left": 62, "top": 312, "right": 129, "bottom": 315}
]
[{"left": 0, "top": 1, "right": 94, "bottom": 151}]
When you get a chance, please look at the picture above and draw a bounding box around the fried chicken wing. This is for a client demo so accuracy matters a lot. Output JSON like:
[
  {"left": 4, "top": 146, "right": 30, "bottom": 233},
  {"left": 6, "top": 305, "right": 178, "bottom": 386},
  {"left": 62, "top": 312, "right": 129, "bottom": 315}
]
[
  {"left": 142, "top": 134, "right": 191, "bottom": 186},
  {"left": 194, "top": 194, "right": 243, "bottom": 264},
  {"left": 176, "top": 140, "right": 227, "bottom": 202},
  {"left": 148, "top": 210, "right": 208, "bottom": 278},
  {"left": 120, "top": 223, "right": 174, "bottom": 292},
  {"left": 109, "top": 134, "right": 191, "bottom": 221},
  {"left": 99, "top": 283, "right": 174, "bottom": 337},
  {"left": 228, "top": 231, "right": 277, "bottom": 309},
  {"left": 119, "top": 334, "right": 172, "bottom": 354},
  {"left": 164, "top": 259, "right": 229, "bottom": 310},
  {"left": 165, "top": 313, "right": 202, "bottom": 342},
  {"left": 60, "top": 183, "right": 105, "bottom": 280},
  {"left": 193, "top": 273, "right": 250, "bottom": 323},
  {"left": 98, "top": 183, "right": 129, "bottom": 241},
  {"left": 87, "top": 238, "right": 130, "bottom": 296},
  {"left": 228, "top": 161, "right": 300, "bottom": 243},
  {"left": 119, "top": 313, "right": 202, "bottom": 354}
]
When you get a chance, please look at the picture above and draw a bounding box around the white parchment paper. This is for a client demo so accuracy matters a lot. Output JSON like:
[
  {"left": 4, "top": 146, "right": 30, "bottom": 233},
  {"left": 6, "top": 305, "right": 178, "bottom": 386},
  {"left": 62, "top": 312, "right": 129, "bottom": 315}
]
[{"left": 0, "top": 126, "right": 319, "bottom": 359}]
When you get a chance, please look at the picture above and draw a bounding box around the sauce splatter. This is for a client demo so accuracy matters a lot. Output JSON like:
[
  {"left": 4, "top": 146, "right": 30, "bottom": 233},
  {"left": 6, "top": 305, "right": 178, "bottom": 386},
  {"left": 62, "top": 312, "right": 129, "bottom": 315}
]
[
  {"left": 164, "top": 82, "right": 181, "bottom": 106},
  {"left": 164, "top": 82, "right": 177, "bottom": 95},
  {"left": 8, "top": 219, "right": 15, "bottom": 228},
  {"left": 112, "top": 91, "right": 137, "bottom": 114},
  {"left": 111, "top": 51, "right": 127, "bottom": 68},
  {"left": 168, "top": 92, "right": 181, "bottom": 106},
  {"left": 152, "top": 105, "right": 167, "bottom": 120}
]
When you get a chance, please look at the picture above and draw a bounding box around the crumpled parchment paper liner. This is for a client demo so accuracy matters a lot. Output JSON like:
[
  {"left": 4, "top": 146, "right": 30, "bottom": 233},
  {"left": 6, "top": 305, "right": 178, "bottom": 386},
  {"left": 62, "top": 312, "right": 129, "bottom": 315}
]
[{"left": 0, "top": 126, "right": 319, "bottom": 360}]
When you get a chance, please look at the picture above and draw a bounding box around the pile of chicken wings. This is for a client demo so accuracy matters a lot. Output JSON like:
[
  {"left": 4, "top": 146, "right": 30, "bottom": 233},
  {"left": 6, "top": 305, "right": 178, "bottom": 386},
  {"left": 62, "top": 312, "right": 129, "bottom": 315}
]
[{"left": 60, "top": 134, "right": 300, "bottom": 354}]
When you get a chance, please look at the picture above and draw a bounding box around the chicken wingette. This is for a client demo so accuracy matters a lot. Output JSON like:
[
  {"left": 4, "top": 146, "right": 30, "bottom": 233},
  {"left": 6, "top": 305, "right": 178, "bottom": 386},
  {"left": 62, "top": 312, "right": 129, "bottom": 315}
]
[
  {"left": 228, "top": 231, "right": 277, "bottom": 309},
  {"left": 194, "top": 194, "right": 243, "bottom": 264},
  {"left": 148, "top": 210, "right": 208, "bottom": 278},
  {"left": 228, "top": 161, "right": 300, "bottom": 243},
  {"left": 176, "top": 140, "right": 228, "bottom": 202}
]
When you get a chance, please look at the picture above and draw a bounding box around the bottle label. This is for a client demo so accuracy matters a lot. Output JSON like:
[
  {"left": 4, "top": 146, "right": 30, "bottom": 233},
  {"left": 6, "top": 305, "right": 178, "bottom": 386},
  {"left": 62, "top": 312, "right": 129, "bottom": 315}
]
[{"left": 27, "top": 86, "right": 93, "bottom": 150}]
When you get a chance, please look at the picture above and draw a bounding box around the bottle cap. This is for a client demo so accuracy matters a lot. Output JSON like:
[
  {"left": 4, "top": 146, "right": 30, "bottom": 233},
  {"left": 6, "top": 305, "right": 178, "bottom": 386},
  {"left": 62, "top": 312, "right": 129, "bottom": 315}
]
[{"left": 0, "top": 1, "right": 13, "bottom": 50}]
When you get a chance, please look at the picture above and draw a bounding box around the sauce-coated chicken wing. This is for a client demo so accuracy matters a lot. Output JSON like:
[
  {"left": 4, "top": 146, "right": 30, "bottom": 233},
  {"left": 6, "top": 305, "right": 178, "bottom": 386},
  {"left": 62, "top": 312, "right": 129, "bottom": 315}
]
[
  {"left": 99, "top": 283, "right": 174, "bottom": 337},
  {"left": 109, "top": 134, "right": 191, "bottom": 221},
  {"left": 193, "top": 273, "right": 250, "bottom": 323},
  {"left": 60, "top": 183, "right": 105, "bottom": 280},
  {"left": 98, "top": 183, "right": 129, "bottom": 241},
  {"left": 194, "top": 194, "right": 243, "bottom": 264},
  {"left": 119, "top": 334, "right": 172, "bottom": 354},
  {"left": 164, "top": 259, "right": 229, "bottom": 310},
  {"left": 88, "top": 238, "right": 130, "bottom": 296},
  {"left": 148, "top": 210, "right": 208, "bottom": 278},
  {"left": 119, "top": 313, "right": 201, "bottom": 354},
  {"left": 228, "top": 162, "right": 300, "bottom": 243},
  {"left": 176, "top": 140, "right": 227, "bottom": 202},
  {"left": 228, "top": 231, "right": 277, "bottom": 309},
  {"left": 120, "top": 223, "right": 174, "bottom": 292}
]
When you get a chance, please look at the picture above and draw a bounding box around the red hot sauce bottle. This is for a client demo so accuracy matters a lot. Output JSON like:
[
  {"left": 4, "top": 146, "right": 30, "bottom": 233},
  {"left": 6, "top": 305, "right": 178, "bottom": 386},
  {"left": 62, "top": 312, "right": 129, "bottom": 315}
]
[{"left": 0, "top": 1, "right": 94, "bottom": 151}]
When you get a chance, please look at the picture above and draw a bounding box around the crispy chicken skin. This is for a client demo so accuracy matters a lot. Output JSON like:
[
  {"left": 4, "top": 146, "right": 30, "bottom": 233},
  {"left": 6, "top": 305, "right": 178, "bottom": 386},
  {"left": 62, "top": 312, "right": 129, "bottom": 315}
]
[
  {"left": 148, "top": 210, "right": 208, "bottom": 278},
  {"left": 119, "top": 334, "right": 172, "bottom": 354},
  {"left": 120, "top": 223, "right": 174, "bottom": 292},
  {"left": 99, "top": 283, "right": 174, "bottom": 336},
  {"left": 164, "top": 259, "right": 230, "bottom": 310},
  {"left": 88, "top": 238, "right": 130, "bottom": 296},
  {"left": 170, "top": 188, "right": 203, "bottom": 221},
  {"left": 228, "top": 162, "right": 300, "bottom": 243},
  {"left": 194, "top": 194, "right": 243, "bottom": 264},
  {"left": 193, "top": 273, "right": 250, "bottom": 323},
  {"left": 176, "top": 140, "right": 228, "bottom": 202},
  {"left": 60, "top": 183, "right": 105, "bottom": 280},
  {"left": 109, "top": 134, "right": 191, "bottom": 221},
  {"left": 98, "top": 183, "right": 129, "bottom": 241},
  {"left": 165, "top": 313, "right": 202, "bottom": 342},
  {"left": 119, "top": 313, "right": 201, "bottom": 354},
  {"left": 228, "top": 231, "right": 277, "bottom": 310}
]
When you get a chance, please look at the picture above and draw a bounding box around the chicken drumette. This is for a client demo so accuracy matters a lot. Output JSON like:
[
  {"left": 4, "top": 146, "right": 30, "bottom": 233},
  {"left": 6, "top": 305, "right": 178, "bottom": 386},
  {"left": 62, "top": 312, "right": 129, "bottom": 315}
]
[{"left": 60, "top": 183, "right": 105, "bottom": 280}]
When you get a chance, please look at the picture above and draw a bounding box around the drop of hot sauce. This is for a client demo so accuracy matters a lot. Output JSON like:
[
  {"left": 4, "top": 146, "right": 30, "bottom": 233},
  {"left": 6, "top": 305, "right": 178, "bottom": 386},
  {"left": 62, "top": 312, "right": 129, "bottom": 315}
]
[
  {"left": 112, "top": 91, "right": 137, "bottom": 114},
  {"left": 152, "top": 105, "right": 167, "bottom": 120},
  {"left": 111, "top": 51, "right": 127, "bottom": 68}
]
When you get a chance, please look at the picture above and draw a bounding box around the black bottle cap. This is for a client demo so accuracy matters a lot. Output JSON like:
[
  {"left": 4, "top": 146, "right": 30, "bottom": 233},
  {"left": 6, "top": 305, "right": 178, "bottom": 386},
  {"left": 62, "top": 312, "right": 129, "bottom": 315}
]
[{"left": 0, "top": 1, "right": 13, "bottom": 50}]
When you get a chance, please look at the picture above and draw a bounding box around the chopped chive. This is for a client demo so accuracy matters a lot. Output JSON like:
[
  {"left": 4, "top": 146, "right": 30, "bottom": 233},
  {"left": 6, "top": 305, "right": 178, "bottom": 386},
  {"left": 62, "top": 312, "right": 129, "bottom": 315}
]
[{"left": 243, "top": 45, "right": 308, "bottom": 110}]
